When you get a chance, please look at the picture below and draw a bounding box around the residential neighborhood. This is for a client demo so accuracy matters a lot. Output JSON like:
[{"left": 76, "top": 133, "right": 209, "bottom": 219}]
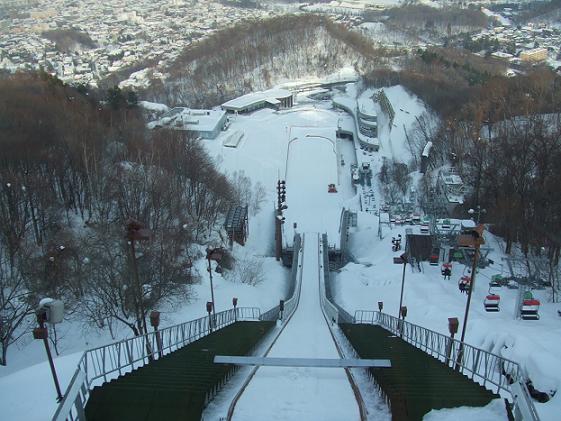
[{"left": 0, "top": 0, "right": 278, "bottom": 88}]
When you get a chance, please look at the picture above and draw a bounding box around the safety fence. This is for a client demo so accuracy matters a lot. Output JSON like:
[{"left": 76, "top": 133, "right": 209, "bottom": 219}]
[
  {"left": 52, "top": 306, "right": 261, "bottom": 421},
  {"left": 353, "top": 310, "right": 540, "bottom": 421},
  {"left": 322, "top": 234, "right": 354, "bottom": 324},
  {"left": 260, "top": 233, "right": 302, "bottom": 322},
  {"left": 354, "top": 310, "right": 519, "bottom": 394}
]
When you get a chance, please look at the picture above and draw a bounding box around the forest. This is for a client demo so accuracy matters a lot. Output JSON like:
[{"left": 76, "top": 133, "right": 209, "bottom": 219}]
[
  {"left": 0, "top": 73, "right": 244, "bottom": 365},
  {"left": 143, "top": 14, "right": 403, "bottom": 107},
  {"left": 365, "top": 55, "right": 561, "bottom": 264}
]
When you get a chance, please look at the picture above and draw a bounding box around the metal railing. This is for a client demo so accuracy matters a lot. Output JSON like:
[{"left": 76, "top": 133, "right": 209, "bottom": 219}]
[
  {"left": 322, "top": 234, "right": 354, "bottom": 324},
  {"left": 353, "top": 310, "right": 540, "bottom": 421},
  {"left": 261, "top": 234, "right": 302, "bottom": 323},
  {"left": 52, "top": 306, "right": 261, "bottom": 421},
  {"left": 354, "top": 310, "right": 519, "bottom": 395}
]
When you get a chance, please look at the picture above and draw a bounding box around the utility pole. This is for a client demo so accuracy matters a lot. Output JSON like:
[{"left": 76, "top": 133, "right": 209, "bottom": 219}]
[{"left": 455, "top": 225, "right": 484, "bottom": 371}]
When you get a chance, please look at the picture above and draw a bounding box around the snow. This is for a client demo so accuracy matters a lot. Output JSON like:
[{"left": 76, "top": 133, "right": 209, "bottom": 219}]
[
  {"left": 232, "top": 233, "right": 360, "bottom": 421},
  {"left": 138, "top": 100, "right": 169, "bottom": 113},
  {"left": 424, "top": 399, "right": 507, "bottom": 421},
  {"left": 333, "top": 218, "right": 561, "bottom": 420},
  {"left": 0, "top": 353, "right": 83, "bottom": 421},
  {"left": 4, "top": 80, "right": 560, "bottom": 420},
  {"left": 283, "top": 127, "right": 347, "bottom": 247}
]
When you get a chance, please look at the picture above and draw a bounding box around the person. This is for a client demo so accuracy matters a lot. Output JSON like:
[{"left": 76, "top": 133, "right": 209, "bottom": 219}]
[{"left": 443, "top": 267, "right": 451, "bottom": 280}]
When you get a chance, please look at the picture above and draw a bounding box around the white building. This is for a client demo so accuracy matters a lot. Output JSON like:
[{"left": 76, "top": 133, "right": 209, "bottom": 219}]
[{"left": 148, "top": 107, "right": 227, "bottom": 139}]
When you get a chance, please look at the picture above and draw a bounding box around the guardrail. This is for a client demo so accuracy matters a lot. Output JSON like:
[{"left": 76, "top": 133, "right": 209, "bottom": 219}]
[
  {"left": 52, "top": 306, "right": 261, "bottom": 421},
  {"left": 320, "top": 234, "right": 339, "bottom": 324},
  {"left": 322, "top": 234, "right": 354, "bottom": 324},
  {"left": 353, "top": 310, "right": 540, "bottom": 421},
  {"left": 261, "top": 234, "right": 302, "bottom": 322},
  {"left": 354, "top": 310, "right": 518, "bottom": 394}
]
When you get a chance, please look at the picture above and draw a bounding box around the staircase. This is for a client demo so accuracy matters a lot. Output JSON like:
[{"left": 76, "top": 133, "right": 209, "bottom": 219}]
[
  {"left": 341, "top": 324, "right": 499, "bottom": 420},
  {"left": 85, "top": 321, "right": 275, "bottom": 421}
]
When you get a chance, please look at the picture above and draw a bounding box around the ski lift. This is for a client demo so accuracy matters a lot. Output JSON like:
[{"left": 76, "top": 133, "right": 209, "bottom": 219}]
[
  {"left": 521, "top": 291, "right": 540, "bottom": 320},
  {"left": 458, "top": 275, "right": 471, "bottom": 293},
  {"left": 441, "top": 263, "right": 452, "bottom": 275},
  {"left": 484, "top": 293, "right": 500, "bottom": 312}
]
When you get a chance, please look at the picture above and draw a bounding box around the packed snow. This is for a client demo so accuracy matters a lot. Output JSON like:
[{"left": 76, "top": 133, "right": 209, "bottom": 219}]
[{"left": 233, "top": 233, "right": 360, "bottom": 421}]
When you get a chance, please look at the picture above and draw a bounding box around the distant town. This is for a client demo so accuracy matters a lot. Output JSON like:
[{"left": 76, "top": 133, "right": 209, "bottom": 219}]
[
  {"left": 2, "top": 0, "right": 561, "bottom": 89},
  {"left": 0, "top": 0, "right": 281, "bottom": 88}
]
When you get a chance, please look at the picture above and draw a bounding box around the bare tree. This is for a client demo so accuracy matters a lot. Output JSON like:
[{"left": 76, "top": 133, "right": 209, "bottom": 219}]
[{"left": 0, "top": 253, "right": 33, "bottom": 366}]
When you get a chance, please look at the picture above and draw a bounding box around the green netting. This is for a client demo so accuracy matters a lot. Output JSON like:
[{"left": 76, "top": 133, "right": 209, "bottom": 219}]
[
  {"left": 341, "top": 324, "right": 498, "bottom": 421},
  {"left": 85, "top": 321, "right": 274, "bottom": 421}
]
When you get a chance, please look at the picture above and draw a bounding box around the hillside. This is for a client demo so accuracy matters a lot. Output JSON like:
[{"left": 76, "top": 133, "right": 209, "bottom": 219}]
[{"left": 144, "top": 14, "right": 401, "bottom": 107}]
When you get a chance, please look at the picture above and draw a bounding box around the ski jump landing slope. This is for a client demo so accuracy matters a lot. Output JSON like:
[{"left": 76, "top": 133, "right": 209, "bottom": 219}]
[
  {"left": 283, "top": 126, "right": 347, "bottom": 249},
  {"left": 232, "top": 233, "right": 359, "bottom": 421}
]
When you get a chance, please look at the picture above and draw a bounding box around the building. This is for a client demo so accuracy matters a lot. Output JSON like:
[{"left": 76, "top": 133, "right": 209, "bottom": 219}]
[
  {"left": 148, "top": 107, "right": 227, "bottom": 139},
  {"left": 357, "top": 106, "right": 377, "bottom": 138},
  {"left": 436, "top": 167, "right": 465, "bottom": 215},
  {"left": 520, "top": 47, "right": 548, "bottom": 62},
  {"left": 222, "top": 89, "right": 294, "bottom": 114}
]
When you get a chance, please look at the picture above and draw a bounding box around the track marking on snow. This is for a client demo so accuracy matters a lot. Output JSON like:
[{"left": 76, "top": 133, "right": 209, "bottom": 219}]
[
  {"left": 225, "top": 240, "right": 306, "bottom": 421},
  {"left": 229, "top": 233, "right": 363, "bottom": 420}
]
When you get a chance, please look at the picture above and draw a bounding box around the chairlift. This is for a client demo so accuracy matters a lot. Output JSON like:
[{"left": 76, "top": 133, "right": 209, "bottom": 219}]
[
  {"left": 521, "top": 291, "right": 540, "bottom": 320},
  {"left": 484, "top": 286, "right": 500, "bottom": 312}
]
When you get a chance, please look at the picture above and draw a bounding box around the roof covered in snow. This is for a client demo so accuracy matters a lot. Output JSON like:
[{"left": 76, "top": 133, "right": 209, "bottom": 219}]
[{"left": 222, "top": 89, "right": 292, "bottom": 111}]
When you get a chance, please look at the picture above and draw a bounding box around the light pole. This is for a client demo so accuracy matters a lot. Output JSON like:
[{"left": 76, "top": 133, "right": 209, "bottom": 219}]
[
  {"left": 206, "top": 247, "right": 225, "bottom": 321},
  {"left": 33, "top": 299, "right": 64, "bottom": 402},
  {"left": 455, "top": 225, "right": 484, "bottom": 371},
  {"left": 394, "top": 253, "right": 408, "bottom": 320},
  {"left": 447, "top": 317, "right": 459, "bottom": 367},
  {"left": 126, "top": 220, "right": 152, "bottom": 337}
]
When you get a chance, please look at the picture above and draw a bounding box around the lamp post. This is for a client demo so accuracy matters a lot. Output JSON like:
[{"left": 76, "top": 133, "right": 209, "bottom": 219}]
[
  {"left": 33, "top": 299, "right": 64, "bottom": 402},
  {"left": 206, "top": 301, "right": 213, "bottom": 333},
  {"left": 455, "top": 225, "right": 484, "bottom": 371},
  {"left": 447, "top": 317, "right": 459, "bottom": 367},
  {"left": 206, "top": 247, "right": 225, "bottom": 321},
  {"left": 126, "top": 220, "right": 152, "bottom": 337},
  {"left": 394, "top": 253, "right": 408, "bottom": 320},
  {"left": 150, "top": 311, "right": 163, "bottom": 359}
]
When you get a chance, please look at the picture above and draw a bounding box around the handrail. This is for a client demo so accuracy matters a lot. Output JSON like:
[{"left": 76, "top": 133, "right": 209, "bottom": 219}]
[
  {"left": 52, "top": 306, "right": 261, "bottom": 421},
  {"left": 261, "top": 233, "right": 302, "bottom": 322},
  {"left": 353, "top": 310, "right": 540, "bottom": 420},
  {"left": 322, "top": 235, "right": 354, "bottom": 323},
  {"left": 354, "top": 310, "right": 519, "bottom": 395}
]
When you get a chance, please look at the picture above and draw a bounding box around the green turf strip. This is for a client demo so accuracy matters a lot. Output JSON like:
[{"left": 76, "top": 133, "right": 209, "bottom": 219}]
[
  {"left": 340, "top": 323, "right": 499, "bottom": 421},
  {"left": 85, "top": 321, "right": 274, "bottom": 421}
]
